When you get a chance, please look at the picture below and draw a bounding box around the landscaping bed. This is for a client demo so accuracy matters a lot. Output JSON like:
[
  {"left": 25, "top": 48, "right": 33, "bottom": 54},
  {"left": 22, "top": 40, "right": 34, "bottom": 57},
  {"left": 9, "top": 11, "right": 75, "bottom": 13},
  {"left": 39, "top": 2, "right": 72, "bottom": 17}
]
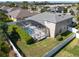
[
  {"left": 61, "top": 31, "right": 74, "bottom": 39},
  {"left": 8, "top": 24, "right": 74, "bottom": 57},
  {"left": 55, "top": 31, "right": 73, "bottom": 41},
  {"left": 55, "top": 38, "right": 79, "bottom": 57}
]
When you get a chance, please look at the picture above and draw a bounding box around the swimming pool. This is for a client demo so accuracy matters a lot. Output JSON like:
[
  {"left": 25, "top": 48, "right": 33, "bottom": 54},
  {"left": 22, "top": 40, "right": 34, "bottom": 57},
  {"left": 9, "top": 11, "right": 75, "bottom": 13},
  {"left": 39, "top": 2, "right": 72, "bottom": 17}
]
[
  {"left": 25, "top": 27, "right": 34, "bottom": 35},
  {"left": 24, "top": 26, "right": 47, "bottom": 40}
]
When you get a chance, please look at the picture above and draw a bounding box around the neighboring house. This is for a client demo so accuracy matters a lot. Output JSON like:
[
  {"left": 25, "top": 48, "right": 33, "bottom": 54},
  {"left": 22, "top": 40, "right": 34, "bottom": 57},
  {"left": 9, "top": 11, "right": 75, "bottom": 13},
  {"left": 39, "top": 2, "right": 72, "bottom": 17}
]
[
  {"left": 24, "top": 11, "right": 73, "bottom": 38},
  {"left": 0, "top": 6, "right": 11, "bottom": 13},
  {"left": 0, "top": 6, "right": 20, "bottom": 13},
  {"left": 7, "top": 8, "right": 38, "bottom": 22},
  {"left": 47, "top": 6, "right": 64, "bottom": 13},
  {"left": 68, "top": 7, "right": 78, "bottom": 15}
]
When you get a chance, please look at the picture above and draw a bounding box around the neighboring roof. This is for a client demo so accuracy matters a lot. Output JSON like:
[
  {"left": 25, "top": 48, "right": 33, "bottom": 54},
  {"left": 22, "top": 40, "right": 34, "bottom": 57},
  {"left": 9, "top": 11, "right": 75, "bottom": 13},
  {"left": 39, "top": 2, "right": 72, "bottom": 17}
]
[
  {"left": 6, "top": 7, "right": 18, "bottom": 12},
  {"left": 0, "top": 6, "right": 17, "bottom": 13},
  {"left": 0, "top": 6, "right": 11, "bottom": 11},
  {"left": 7, "top": 8, "right": 38, "bottom": 19},
  {"left": 48, "top": 6, "right": 64, "bottom": 12},
  {"left": 25, "top": 12, "right": 73, "bottom": 24}
]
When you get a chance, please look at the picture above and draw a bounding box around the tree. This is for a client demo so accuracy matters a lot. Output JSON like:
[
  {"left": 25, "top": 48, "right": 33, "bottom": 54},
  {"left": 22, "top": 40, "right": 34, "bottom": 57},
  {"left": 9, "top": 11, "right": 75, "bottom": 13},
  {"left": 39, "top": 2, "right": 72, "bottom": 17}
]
[
  {"left": 63, "top": 8, "right": 68, "bottom": 13},
  {"left": 21, "top": 1, "right": 29, "bottom": 9},
  {"left": 40, "top": 6, "right": 49, "bottom": 13},
  {"left": 1, "top": 23, "right": 8, "bottom": 33},
  {"left": 56, "top": 35, "right": 63, "bottom": 41},
  {"left": 0, "top": 25, "right": 10, "bottom": 57},
  {"left": 10, "top": 27, "right": 20, "bottom": 44},
  {"left": 31, "top": 6, "right": 37, "bottom": 11},
  {"left": 5, "top": 2, "right": 16, "bottom": 7},
  {"left": 69, "top": 9, "right": 75, "bottom": 15},
  {"left": 0, "top": 11, "right": 12, "bottom": 22},
  {"left": 10, "top": 2, "right": 16, "bottom": 7}
]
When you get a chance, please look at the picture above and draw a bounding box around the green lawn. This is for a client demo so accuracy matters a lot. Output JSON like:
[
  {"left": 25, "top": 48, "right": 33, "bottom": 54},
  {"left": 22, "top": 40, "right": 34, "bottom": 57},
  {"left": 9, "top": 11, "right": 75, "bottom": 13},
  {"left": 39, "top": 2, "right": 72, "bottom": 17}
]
[
  {"left": 55, "top": 38, "right": 79, "bottom": 57},
  {"left": 8, "top": 24, "right": 74, "bottom": 57},
  {"left": 8, "top": 24, "right": 32, "bottom": 42},
  {"left": 8, "top": 24, "right": 63, "bottom": 57}
]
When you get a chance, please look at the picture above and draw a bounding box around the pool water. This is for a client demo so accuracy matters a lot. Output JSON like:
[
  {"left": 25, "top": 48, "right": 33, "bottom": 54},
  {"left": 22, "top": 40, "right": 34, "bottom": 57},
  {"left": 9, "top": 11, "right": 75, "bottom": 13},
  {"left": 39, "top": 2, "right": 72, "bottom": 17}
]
[
  {"left": 25, "top": 28, "right": 34, "bottom": 35},
  {"left": 24, "top": 26, "right": 47, "bottom": 40}
]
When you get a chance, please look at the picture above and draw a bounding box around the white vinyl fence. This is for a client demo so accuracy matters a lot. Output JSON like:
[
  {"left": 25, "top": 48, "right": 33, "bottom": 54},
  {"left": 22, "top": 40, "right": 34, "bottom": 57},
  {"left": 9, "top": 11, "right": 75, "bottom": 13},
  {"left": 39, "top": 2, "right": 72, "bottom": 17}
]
[
  {"left": 8, "top": 39, "right": 22, "bottom": 57},
  {"left": 76, "top": 33, "right": 79, "bottom": 38},
  {"left": 68, "top": 26, "right": 79, "bottom": 39},
  {"left": 68, "top": 26, "right": 78, "bottom": 33}
]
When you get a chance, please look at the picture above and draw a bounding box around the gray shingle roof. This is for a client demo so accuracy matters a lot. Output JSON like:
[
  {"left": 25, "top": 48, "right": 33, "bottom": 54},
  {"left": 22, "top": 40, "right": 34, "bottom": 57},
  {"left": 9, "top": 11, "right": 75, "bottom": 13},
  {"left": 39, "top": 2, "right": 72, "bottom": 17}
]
[
  {"left": 7, "top": 8, "right": 38, "bottom": 19},
  {"left": 25, "top": 12, "right": 73, "bottom": 24},
  {"left": 0, "top": 6, "right": 10, "bottom": 10},
  {"left": 0, "top": 6, "right": 18, "bottom": 12}
]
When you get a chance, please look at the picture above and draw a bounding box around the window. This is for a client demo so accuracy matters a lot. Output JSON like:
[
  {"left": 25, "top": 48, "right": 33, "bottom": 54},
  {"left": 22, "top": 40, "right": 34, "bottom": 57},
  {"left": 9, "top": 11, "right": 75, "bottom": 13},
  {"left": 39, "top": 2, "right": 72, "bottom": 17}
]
[{"left": 59, "top": 29, "right": 62, "bottom": 34}]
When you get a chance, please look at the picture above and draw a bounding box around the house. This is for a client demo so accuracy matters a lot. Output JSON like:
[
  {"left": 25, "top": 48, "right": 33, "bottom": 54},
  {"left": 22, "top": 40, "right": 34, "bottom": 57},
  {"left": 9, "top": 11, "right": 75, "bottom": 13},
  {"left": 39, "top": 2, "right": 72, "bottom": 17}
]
[
  {"left": 7, "top": 8, "right": 38, "bottom": 22},
  {"left": 0, "top": 6, "right": 20, "bottom": 14},
  {"left": 47, "top": 6, "right": 64, "bottom": 13},
  {"left": 0, "top": 6, "right": 11, "bottom": 13},
  {"left": 24, "top": 11, "right": 73, "bottom": 38}
]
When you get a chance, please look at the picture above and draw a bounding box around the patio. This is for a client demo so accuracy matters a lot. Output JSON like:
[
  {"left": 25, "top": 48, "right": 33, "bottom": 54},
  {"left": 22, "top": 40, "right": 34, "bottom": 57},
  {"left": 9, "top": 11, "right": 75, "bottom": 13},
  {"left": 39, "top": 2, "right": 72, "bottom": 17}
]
[{"left": 16, "top": 20, "right": 49, "bottom": 41}]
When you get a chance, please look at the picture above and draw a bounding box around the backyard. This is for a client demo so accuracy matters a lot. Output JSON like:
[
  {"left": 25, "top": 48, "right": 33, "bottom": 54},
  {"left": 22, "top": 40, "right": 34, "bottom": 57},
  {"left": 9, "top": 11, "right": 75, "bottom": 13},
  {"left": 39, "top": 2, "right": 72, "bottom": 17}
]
[
  {"left": 55, "top": 38, "right": 79, "bottom": 57},
  {"left": 7, "top": 24, "right": 74, "bottom": 57}
]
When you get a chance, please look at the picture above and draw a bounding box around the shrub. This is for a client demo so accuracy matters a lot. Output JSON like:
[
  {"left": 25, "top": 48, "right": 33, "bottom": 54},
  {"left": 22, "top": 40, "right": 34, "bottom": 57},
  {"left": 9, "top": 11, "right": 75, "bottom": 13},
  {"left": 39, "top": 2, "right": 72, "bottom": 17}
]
[
  {"left": 56, "top": 35, "right": 63, "bottom": 41},
  {"left": 75, "top": 25, "right": 79, "bottom": 29},
  {"left": 1, "top": 43, "right": 10, "bottom": 53},
  {"left": 63, "top": 8, "right": 68, "bottom": 13}
]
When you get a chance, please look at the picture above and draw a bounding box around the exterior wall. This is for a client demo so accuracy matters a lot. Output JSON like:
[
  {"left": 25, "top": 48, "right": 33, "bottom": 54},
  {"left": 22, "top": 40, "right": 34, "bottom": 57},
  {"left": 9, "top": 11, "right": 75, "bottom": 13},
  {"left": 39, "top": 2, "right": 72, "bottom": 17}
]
[
  {"left": 55, "top": 18, "right": 72, "bottom": 36},
  {"left": 44, "top": 21, "right": 56, "bottom": 37}
]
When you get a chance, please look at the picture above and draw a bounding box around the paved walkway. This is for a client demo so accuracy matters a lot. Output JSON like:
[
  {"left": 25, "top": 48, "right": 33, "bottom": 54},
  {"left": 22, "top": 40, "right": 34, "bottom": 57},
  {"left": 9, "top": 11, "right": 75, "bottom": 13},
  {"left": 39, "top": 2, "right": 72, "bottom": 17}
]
[{"left": 43, "top": 34, "right": 76, "bottom": 57}]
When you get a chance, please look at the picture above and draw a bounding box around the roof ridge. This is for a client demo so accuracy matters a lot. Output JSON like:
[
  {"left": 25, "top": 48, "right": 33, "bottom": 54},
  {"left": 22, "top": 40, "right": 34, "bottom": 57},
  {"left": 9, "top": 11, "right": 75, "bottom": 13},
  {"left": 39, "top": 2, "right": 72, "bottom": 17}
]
[{"left": 16, "top": 8, "right": 23, "bottom": 18}]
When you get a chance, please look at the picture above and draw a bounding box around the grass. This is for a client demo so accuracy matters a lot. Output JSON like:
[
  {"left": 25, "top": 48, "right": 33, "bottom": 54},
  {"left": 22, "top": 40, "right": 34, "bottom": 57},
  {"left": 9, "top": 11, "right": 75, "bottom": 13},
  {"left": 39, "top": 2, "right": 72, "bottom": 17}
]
[
  {"left": 17, "top": 38, "right": 60, "bottom": 57},
  {"left": 8, "top": 24, "right": 74, "bottom": 57},
  {"left": 8, "top": 24, "right": 32, "bottom": 42},
  {"left": 55, "top": 38, "right": 79, "bottom": 57},
  {"left": 8, "top": 24, "right": 63, "bottom": 57}
]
